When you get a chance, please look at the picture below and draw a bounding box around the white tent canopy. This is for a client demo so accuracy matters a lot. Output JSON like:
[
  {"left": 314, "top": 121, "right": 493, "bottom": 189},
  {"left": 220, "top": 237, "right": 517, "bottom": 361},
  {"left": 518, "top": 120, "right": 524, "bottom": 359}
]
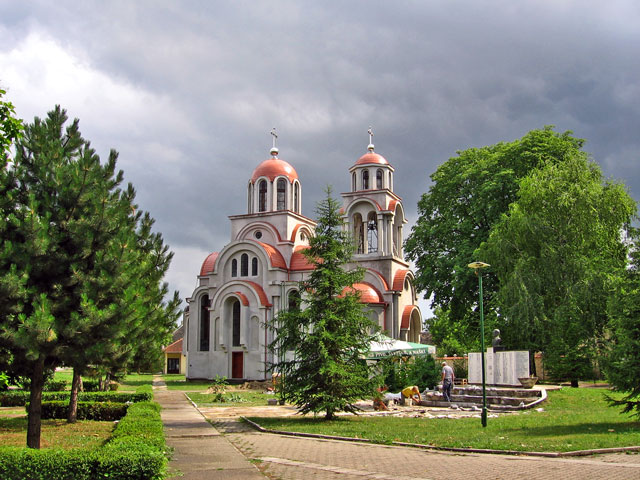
[{"left": 366, "top": 335, "right": 436, "bottom": 360}]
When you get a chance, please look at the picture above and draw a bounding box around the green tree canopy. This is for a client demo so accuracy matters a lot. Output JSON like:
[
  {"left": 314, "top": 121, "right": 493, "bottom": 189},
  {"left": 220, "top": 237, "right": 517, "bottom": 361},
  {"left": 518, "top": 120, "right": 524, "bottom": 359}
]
[
  {"left": 269, "top": 188, "right": 378, "bottom": 419},
  {"left": 478, "top": 154, "right": 636, "bottom": 384},
  {"left": 0, "top": 105, "right": 179, "bottom": 445},
  {"left": 406, "top": 127, "right": 590, "bottom": 352},
  {"left": 604, "top": 231, "right": 640, "bottom": 416}
]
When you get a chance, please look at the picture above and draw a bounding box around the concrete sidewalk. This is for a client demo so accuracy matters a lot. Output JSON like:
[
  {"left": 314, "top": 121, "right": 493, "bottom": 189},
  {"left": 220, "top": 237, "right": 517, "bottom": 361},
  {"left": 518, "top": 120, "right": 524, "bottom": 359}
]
[{"left": 152, "top": 377, "right": 265, "bottom": 479}]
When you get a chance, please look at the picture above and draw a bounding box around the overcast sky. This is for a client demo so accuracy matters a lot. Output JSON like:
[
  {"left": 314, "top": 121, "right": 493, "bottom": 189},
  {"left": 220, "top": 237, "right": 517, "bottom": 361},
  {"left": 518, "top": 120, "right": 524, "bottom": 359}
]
[{"left": 1, "top": 1, "right": 639, "bottom": 319}]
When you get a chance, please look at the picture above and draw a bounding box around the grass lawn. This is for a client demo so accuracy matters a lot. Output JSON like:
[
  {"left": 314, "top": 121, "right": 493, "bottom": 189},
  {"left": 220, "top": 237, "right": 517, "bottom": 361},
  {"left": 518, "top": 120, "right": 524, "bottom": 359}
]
[
  {"left": 249, "top": 388, "right": 640, "bottom": 453},
  {"left": 50, "top": 370, "right": 154, "bottom": 391},
  {"left": 188, "top": 391, "right": 272, "bottom": 407},
  {"left": 118, "top": 373, "right": 154, "bottom": 391},
  {"left": 0, "top": 416, "right": 114, "bottom": 449},
  {"left": 161, "top": 374, "right": 212, "bottom": 391}
]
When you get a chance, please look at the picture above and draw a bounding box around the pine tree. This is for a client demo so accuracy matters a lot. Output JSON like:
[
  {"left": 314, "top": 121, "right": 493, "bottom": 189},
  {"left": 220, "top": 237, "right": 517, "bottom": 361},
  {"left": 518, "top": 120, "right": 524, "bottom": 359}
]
[
  {"left": 0, "top": 106, "right": 179, "bottom": 445},
  {"left": 269, "top": 188, "right": 378, "bottom": 419}
]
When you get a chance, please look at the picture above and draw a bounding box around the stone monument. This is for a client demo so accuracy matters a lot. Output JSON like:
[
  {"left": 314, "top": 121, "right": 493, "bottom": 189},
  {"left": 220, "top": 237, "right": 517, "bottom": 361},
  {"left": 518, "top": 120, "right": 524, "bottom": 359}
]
[{"left": 468, "top": 332, "right": 530, "bottom": 387}]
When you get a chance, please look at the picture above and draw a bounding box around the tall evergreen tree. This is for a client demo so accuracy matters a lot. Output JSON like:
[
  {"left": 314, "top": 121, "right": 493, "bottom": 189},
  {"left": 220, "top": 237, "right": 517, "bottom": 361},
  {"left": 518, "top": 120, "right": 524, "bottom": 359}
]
[
  {"left": 269, "top": 188, "right": 378, "bottom": 419},
  {"left": 0, "top": 106, "right": 179, "bottom": 445},
  {"left": 604, "top": 231, "right": 640, "bottom": 416}
]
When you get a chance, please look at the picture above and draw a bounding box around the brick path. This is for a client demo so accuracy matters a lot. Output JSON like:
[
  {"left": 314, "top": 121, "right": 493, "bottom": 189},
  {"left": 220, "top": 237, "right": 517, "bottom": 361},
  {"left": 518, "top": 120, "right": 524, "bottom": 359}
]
[
  {"left": 212, "top": 417, "right": 640, "bottom": 480},
  {"left": 153, "top": 376, "right": 640, "bottom": 480}
]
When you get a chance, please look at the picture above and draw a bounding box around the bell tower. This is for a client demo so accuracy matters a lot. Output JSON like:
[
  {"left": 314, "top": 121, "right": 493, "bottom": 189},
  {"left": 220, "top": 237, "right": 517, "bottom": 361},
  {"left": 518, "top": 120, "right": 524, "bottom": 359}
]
[{"left": 342, "top": 128, "right": 406, "bottom": 263}]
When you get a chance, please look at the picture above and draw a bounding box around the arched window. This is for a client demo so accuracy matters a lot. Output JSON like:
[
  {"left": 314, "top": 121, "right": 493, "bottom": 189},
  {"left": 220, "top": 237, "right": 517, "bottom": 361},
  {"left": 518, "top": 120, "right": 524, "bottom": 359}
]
[
  {"left": 353, "top": 213, "right": 364, "bottom": 254},
  {"left": 288, "top": 290, "right": 301, "bottom": 311},
  {"left": 232, "top": 299, "right": 241, "bottom": 347},
  {"left": 362, "top": 170, "right": 369, "bottom": 190},
  {"left": 231, "top": 259, "right": 237, "bottom": 277},
  {"left": 294, "top": 182, "right": 299, "bottom": 213},
  {"left": 251, "top": 257, "right": 258, "bottom": 276},
  {"left": 376, "top": 169, "right": 383, "bottom": 189},
  {"left": 240, "top": 253, "right": 249, "bottom": 276},
  {"left": 199, "top": 295, "right": 210, "bottom": 351},
  {"left": 258, "top": 180, "right": 267, "bottom": 212},
  {"left": 352, "top": 172, "right": 357, "bottom": 191},
  {"left": 247, "top": 182, "right": 252, "bottom": 213},
  {"left": 277, "top": 178, "right": 286, "bottom": 210},
  {"left": 367, "top": 212, "right": 378, "bottom": 253}
]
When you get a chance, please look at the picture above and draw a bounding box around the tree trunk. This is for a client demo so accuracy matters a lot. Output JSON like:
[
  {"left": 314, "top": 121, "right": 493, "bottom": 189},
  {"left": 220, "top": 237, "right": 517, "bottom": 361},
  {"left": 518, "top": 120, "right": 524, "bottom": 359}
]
[
  {"left": 571, "top": 379, "right": 579, "bottom": 388},
  {"left": 67, "top": 367, "right": 82, "bottom": 423},
  {"left": 27, "top": 356, "right": 45, "bottom": 449}
]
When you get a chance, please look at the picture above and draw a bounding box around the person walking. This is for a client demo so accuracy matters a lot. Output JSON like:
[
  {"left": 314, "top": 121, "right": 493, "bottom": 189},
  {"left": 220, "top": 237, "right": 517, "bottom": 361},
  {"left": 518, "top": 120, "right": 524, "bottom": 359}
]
[{"left": 441, "top": 362, "right": 455, "bottom": 402}]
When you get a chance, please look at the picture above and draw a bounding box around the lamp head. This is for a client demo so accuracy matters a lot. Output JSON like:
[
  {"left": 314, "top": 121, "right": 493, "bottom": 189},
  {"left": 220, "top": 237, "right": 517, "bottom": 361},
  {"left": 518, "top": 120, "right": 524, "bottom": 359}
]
[{"left": 468, "top": 262, "right": 490, "bottom": 270}]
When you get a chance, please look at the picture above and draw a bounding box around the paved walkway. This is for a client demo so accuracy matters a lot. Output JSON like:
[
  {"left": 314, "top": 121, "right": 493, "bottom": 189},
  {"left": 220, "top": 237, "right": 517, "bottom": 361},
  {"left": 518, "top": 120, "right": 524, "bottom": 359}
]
[
  {"left": 152, "top": 377, "right": 265, "bottom": 479},
  {"left": 153, "top": 378, "right": 640, "bottom": 479}
]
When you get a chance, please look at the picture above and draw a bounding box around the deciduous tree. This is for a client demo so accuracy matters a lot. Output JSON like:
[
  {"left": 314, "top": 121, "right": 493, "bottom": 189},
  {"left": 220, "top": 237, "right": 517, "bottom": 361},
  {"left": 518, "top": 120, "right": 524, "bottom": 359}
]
[
  {"left": 478, "top": 154, "right": 636, "bottom": 384},
  {"left": 405, "top": 127, "right": 589, "bottom": 352}
]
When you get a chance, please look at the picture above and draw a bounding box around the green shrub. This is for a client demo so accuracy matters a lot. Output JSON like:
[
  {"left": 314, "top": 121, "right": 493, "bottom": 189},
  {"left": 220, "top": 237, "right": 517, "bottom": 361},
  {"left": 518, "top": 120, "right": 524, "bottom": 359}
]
[
  {"left": 135, "top": 384, "right": 153, "bottom": 397},
  {"left": 452, "top": 358, "right": 468, "bottom": 379},
  {"left": 82, "top": 380, "right": 101, "bottom": 392},
  {"left": 0, "top": 373, "right": 9, "bottom": 391},
  {"left": 43, "top": 380, "right": 67, "bottom": 392},
  {"left": 0, "top": 391, "right": 29, "bottom": 407},
  {"left": 0, "top": 390, "right": 151, "bottom": 407},
  {"left": 379, "top": 355, "right": 441, "bottom": 391},
  {"left": 29, "top": 401, "right": 128, "bottom": 421},
  {"left": 406, "top": 355, "right": 441, "bottom": 390},
  {"left": 0, "top": 401, "right": 167, "bottom": 479}
]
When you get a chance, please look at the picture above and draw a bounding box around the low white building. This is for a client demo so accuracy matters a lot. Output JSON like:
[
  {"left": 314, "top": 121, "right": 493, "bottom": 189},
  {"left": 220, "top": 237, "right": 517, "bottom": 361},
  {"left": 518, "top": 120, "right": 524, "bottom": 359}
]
[{"left": 183, "top": 136, "right": 422, "bottom": 380}]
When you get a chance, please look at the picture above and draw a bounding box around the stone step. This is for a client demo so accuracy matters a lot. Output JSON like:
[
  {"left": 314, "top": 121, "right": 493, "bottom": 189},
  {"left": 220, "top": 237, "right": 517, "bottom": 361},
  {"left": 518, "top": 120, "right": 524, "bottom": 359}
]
[
  {"left": 424, "top": 393, "right": 537, "bottom": 407},
  {"left": 419, "top": 399, "right": 530, "bottom": 411},
  {"left": 440, "top": 386, "right": 541, "bottom": 398}
]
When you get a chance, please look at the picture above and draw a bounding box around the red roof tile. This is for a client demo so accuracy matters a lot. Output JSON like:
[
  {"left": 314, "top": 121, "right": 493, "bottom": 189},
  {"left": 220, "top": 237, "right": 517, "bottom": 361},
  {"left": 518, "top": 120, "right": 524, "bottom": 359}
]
[
  {"left": 342, "top": 282, "right": 384, "bottom": 304},
  {"left": 255, "top": 241, "right": 287, "bottom": 269},
  {"left": 290, "top": 245, "right": 315, "bottom": 271},
  {"left": 354, "top": 152, "right": 389, "bottom": 166},
  {"left": 164, "top": 338, "right": 183, "bottom": 353},
  {"left": 251, "top": 157, "right": 298, "bottom": 183},
  {"left": 392, "top": 269, "right": 410, "bottom": 291},
  {"left": 199, "top": 252, "right": 219, "bottom": 276},
  {"left": 242, "top": 280, "right": 272, "bottom": 307},
  {"left": 233, "top": 291, "right": 250, "bottom": 306},
  {"left": 401, "top": 305, "right": 418, "bottom": 329}
]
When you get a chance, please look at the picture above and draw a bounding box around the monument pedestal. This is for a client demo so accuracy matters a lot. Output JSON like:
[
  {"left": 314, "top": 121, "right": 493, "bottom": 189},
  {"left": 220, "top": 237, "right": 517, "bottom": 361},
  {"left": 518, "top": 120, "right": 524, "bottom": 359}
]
[{"left": 468, "top": 348, "right": 529, "bottom": 387}]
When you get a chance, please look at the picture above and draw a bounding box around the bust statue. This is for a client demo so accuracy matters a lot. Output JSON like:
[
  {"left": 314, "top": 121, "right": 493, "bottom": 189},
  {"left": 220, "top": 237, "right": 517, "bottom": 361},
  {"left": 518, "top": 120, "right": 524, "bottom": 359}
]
[{"left": 492, "top": 329, "right": 504, "bottom": 351}]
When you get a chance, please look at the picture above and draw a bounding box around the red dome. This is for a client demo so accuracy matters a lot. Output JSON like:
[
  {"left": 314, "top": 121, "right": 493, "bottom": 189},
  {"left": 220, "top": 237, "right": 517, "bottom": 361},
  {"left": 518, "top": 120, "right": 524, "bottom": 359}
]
[
  {"left": 342, "top": 282, "right": 384, "bottom": 303},
  {"left": 199, "top": 252, "right": 219, "bottom": 276},
  {"left": 251, "top": 157, "right": 298, "bottom": 183},
  {"left": 354, "top": 152, "right": 389, "bottom": 166}
]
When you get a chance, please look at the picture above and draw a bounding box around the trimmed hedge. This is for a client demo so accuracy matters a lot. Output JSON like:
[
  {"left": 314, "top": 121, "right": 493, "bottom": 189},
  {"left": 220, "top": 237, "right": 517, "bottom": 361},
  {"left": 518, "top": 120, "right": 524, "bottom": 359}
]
[
  {"left": 0, "top": 401, "right": 167, "bottom": 480},
  {"left": 28, "top": 401, "right": 129, "bottom": 421},
  {"left": 0, "top": 390, "right": 152, "bottom": 407}
]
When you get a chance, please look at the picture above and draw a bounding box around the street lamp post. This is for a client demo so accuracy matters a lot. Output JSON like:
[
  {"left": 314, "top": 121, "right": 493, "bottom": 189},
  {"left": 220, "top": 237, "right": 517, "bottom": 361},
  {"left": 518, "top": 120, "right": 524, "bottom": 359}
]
[{"left": 468, "top": 261, "right": 490, "bottom": 428}]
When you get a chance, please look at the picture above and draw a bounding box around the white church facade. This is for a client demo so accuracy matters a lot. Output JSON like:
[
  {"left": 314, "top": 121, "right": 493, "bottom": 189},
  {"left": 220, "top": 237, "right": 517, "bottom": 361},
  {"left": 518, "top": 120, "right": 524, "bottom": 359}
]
[{"left": 183, "top": 135, "right": 422, "bottom": 380}]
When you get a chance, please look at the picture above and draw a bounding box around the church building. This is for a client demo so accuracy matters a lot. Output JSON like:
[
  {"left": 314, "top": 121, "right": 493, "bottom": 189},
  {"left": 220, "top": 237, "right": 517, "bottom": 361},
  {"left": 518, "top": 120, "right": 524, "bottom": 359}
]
[{"left": 183, "top": 132, "right": 422, "bottom": 380}]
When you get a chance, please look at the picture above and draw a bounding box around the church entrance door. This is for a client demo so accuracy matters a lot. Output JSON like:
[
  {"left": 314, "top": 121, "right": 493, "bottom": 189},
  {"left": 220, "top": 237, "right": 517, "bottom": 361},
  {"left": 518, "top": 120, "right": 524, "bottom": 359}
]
[{"left": 231, "top": 351, "right": 243, "bottom": 379}]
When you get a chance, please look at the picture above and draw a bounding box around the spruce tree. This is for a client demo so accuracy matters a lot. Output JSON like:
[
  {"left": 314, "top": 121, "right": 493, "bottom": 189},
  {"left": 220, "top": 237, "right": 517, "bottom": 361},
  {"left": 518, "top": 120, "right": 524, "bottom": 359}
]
[
  {"left": 604, "top": 231, "right": 640, "bottom": 417},
  {"left": 270, "top": 188, "right": 378, "bottom": 419}
]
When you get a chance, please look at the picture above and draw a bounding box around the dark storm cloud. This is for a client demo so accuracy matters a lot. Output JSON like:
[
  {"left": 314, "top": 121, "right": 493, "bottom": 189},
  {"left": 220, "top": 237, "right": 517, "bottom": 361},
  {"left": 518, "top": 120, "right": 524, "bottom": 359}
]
[{"left": 1, "top": 0, "right": 639, "bottom": 306}]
